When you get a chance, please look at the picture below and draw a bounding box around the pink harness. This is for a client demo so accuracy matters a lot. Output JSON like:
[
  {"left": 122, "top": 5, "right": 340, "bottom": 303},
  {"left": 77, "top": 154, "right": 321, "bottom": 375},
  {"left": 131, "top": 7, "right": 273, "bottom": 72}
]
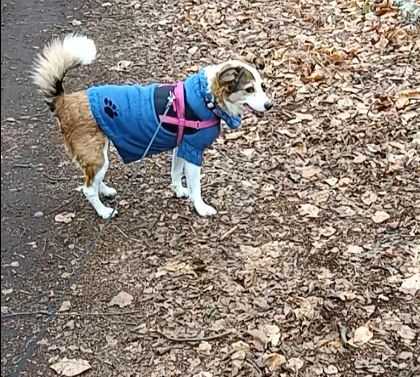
[{"left": 159, "top": 82, "right": 219, "bottom": 145}]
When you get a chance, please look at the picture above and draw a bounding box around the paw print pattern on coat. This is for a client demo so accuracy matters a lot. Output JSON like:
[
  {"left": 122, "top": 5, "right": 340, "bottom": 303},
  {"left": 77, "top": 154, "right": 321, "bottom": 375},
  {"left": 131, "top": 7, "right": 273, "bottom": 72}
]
[{"left": 104, "top": 98, "right": 118, "bottom": 118}]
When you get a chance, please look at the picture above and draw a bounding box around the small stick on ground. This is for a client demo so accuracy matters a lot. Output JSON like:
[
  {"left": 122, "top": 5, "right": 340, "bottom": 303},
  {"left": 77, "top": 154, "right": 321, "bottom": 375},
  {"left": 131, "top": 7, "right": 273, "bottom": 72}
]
[
  {"left": 153, "top": 329, "right": 234, "bottom": 343},
  {"left": 220, "top": 225, "right": 238, "bottom": 241},
  {"left": 44, "top": 173, "right": 70, "bottom": 182},
  {"left": 115, "top": 225, "right": 143, "bottom": 243},
  {"left": 44, "top": 196, "right": 77, "bottom": 216}
]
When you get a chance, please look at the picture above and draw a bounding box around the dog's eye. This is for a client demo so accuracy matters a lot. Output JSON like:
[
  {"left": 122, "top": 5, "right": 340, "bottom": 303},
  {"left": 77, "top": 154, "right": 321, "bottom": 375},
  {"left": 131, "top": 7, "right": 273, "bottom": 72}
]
[
  {"left": 245, "top": 87, "right": 255, "bottom": 93},
  {"left": 261, "top": 83, "right": 267, "bottom": 91}
]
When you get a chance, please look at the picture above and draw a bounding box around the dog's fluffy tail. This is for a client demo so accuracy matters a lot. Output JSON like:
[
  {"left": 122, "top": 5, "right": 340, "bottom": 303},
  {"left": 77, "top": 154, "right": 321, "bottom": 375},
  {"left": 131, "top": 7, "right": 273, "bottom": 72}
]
[{"left": 32, "top": 34, "right": 96, "bottom": 110}]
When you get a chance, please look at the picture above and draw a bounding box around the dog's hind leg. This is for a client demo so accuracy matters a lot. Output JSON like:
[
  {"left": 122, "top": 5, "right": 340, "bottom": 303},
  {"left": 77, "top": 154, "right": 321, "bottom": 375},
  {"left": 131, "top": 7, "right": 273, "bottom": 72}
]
[
  {"left": 170, "top": 148, "right": 189, "bottom": 198},
  {"left": 82, "top": 140, "right": 117, "bottom": 219},
  {"left": 98, "top": 140, "right": 117, "bottom": 197}
]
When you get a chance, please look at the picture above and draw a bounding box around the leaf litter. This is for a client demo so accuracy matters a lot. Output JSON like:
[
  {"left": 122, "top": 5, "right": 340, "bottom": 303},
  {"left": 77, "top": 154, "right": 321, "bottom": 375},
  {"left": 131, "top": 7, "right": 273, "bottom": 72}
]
[{"left": 33, "top": 0, "right": 420, "bottom": 376}]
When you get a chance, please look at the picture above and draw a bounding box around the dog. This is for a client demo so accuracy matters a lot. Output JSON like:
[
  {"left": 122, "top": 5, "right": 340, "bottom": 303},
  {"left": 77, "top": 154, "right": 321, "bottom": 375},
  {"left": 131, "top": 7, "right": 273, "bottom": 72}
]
[{"left": 32, "top": 34, "right": 272, "bottom": 219}]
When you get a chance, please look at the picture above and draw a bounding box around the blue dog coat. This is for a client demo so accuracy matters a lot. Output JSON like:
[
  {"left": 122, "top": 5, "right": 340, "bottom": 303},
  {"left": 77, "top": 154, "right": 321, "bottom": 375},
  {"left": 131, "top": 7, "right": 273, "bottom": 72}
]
[{"left": 87, "top": 71, "right": 231, "bottom": 166}]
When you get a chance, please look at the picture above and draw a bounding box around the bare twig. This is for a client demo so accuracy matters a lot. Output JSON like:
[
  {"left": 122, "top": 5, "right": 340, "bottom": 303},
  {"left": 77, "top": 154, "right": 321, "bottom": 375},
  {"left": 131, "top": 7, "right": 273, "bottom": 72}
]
[
  {"left": 115, "top": 225, "right": 143, "bottom": 243},
  {"left": 220, "top": 225, "right": 239, "bottom": 241},
  {"left": 153, "top": 329, "right": 234, "bottom": 343},
  {"left": 13, "top": 164, "right": 32, "bottom": 168},
  {"left": 44, "top": 173, "right": 70, "bottom": 182},
  {"left": 367, "top": 100, "right": 376, "bottom": 120},
  {"left": 42, "top": 238, "right": 48, "bottom": 253},
  {"left": 43, "top": 196, "right": 77, "bottom": 216}
]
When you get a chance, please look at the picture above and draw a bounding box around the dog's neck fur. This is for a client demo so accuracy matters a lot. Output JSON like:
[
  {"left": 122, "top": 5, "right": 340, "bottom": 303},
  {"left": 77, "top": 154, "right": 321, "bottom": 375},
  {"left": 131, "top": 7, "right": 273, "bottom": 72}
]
[{"left": 184, "top": 69, "right": 242, "bottom": 130}]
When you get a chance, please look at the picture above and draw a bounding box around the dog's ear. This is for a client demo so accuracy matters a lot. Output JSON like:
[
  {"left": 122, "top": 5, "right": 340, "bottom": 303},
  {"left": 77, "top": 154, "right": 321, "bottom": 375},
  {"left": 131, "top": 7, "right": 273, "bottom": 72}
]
[{"left": 217, "top": 66, "right": 242, "bottom": 83}]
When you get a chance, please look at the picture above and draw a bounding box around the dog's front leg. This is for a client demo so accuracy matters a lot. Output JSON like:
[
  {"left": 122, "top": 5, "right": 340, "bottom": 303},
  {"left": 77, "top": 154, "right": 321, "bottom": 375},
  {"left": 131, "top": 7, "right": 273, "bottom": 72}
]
[
  {"left": 185, "top": 161, "right": 217, "bottom": 216},
  {"left": 170, "top": 148, "right": 189, "bottom": 198}
]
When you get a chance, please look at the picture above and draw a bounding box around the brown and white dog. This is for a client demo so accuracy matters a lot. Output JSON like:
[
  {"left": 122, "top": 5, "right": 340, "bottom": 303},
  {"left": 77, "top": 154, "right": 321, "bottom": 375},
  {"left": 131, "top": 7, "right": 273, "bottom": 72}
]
[{"left": 32, "top": 34, "right": 272, "bottom": 219}]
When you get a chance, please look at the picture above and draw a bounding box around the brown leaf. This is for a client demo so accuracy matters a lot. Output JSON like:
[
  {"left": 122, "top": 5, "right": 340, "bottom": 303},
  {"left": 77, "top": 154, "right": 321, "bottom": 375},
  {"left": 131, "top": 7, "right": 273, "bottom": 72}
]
[
  {"left": 397, "top": 325, "right": 416, "bottom": 341},
  {"left": 263, "top": 353, "right": 286, "bottom": 373},
  {"left": 361, "top": 191, "right": 378, "bottom": 205},
  {"left": 248, "top": 328, "right": 269, "bottom": 349},
  {"left": 324, "top": 365, "right": 339, "bottom": 374},
  {"left": 263, "top": 324, "right": 280, "bottom": 346},
  {"left": 55, "top": 212, "right": 75, "bottom": 224},
  {"left": 303, "top": 70, "right": 325, "bottom": 83},
  {"left": 325, "top": 177, "right": 338, "bottom": 186},
  {"left": 353, "top": 154, "right": 367, "bottom": 164},
  {"left": 349, "top": 325, "right": 373, "bottom": 347},
  {"left": 50, "top": 358, "right": 91, "bottom": 376},
  {"left": 197, "top": 341, "right": 212, "bottom": 354},
  {"left": 400, "top": 273, "right": 420, "bottom": 295},
  {"left": 298, "top": 204, "right": 320, "bottom": 218},
  {"left": 301, "top": 166, "right": 321, "bottom": 179},
  {"left": 59, "top": 301, "right": 71, "bottom": 313},
  {"left": 371, "top": 211, "right": 390, "bottom": 223},
  {"left": 231, "top": 340, "right": 250, "bottom": 353},
  {"left": 108, "top": 291, "right": 133, "bottom": 308},
  {"left": 286, "top": 357, "right": 304, "bottom": 372}
]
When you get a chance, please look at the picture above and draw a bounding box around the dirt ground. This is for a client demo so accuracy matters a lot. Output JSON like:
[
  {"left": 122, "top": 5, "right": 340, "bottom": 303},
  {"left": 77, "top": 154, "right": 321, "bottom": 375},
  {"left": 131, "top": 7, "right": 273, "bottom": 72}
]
[{"left": 1, "top": 0, "right": 419, "bottom": 376}]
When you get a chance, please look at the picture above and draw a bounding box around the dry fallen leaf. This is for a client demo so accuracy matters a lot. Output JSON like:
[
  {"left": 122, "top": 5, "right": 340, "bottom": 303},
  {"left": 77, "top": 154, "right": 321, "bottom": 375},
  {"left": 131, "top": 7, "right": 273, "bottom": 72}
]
[
  {"left": 55, "top": 212, "right": 75, "bottom": 224},
  {"left": 188, "top": 46, "right": 199, "bottom": 55},
  {"left": 320, "top": 226, "right": 337, "bottom": 237},
  {"left": 241, "top": 148, "right": 255, "bottom": 157},
  {"left": 50, "top": 358, "right": 91, "bottom": 376},
  {"left": 301, "top": 166, "right": 321, "bottom": 179},
  {"left": 298, "top": 204, "right": 320, "bottom": 218},
  {"left": 346, "top": 245, "right": 363, "bottom": 254},
  {"left": 231, "top": 340, "right": 250, "bottom": 353},
  {"left": 325, "top": 177, "right": 338, "bottom": 186},
  {"left": 286, "top": 357, "right": 304, "bottom": 372},
  {"left": 397, "top": 325, "right": 416, "bottom": 341},
  {"left": 349, "top": 325, "right": 373, "bottom": 346},
  {"left": 353, "top": 154, "right": 367, "bottom": 164},
  {"left": 161, "top": 261, "right": 197, "bottom": 277},
  {"left": 263, "top": 324, "right": 280, "bottom": 346},
  {"left": 263, "top": 353, "right": 286, "bottom": 372},
  {"left": 399, "top": 273, "right": 420, "bottom": 295},
  {"left": 324, "top": 364, "right": 339, "bottom": 374},
  {"left": 197, "top": 341, "right": 212, "bottom": 354},
  {"left": 108, "top": 291, "right": 133, "bottom": 308},
  {"left": 371, "top": 211, "right": 390, "bottom": 223},
  {"left": 303, "top": 70, "right": 325, "bottom": 83},
  {"left": 361, "top": 191, "right": 378, "bottom": 205},
  {"left": 59, "top": 301, "right": 71, "bottom": 313},
  {"left": 193, "top": 373, "right": 213, "bottom": 377},
  {"left": 248, "top": 328, "right": 269, "bottom": 349}
]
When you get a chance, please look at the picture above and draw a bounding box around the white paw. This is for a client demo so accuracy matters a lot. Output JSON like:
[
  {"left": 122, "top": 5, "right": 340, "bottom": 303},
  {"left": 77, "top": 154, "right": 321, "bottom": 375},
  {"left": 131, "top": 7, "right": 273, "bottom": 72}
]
[
  {"left": 97, "top": 206, "right": 117, "bottom": 220},
  {"left": 100, "top": 184, "right": 117, "bottom": 197},
  {"left": 171, "top": 184, "right": 189, "bottom": 198},
  {"left": 194, "top": 202, "right": 217, "bottom": 217}
]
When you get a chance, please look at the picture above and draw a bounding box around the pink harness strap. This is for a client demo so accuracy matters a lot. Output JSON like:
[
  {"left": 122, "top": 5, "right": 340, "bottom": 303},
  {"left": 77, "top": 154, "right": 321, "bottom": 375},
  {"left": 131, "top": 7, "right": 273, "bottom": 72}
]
[{"left": 159, "top": 82, "right": 219, "bottom": 145}]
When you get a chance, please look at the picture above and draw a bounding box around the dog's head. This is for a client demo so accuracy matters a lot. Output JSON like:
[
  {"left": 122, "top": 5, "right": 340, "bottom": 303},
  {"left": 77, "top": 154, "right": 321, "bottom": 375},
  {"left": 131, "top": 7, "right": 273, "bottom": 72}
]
[{"left": 207, "top": 60, "right": 272, "bottom": 118}]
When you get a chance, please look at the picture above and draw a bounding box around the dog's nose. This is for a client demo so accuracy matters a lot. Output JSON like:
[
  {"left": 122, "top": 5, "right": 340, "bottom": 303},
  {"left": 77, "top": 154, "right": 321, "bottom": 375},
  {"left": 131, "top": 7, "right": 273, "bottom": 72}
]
[{"left": 264, "top": 101, "right": 273, "bottom": 110}]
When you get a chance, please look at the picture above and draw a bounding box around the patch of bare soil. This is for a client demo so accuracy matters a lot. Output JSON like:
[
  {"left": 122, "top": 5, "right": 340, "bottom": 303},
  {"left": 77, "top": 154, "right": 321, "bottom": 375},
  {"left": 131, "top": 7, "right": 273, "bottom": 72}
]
[{"left": 3, "top": 0, "right": 419, "bottom": 376}]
